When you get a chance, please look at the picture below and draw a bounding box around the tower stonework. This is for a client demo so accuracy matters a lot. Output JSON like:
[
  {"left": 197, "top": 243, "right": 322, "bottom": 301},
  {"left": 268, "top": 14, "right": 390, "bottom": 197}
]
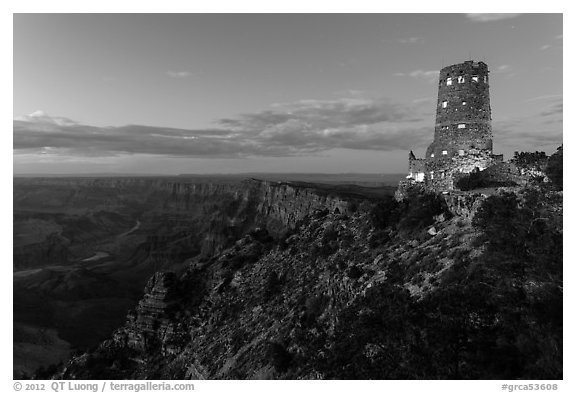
[
  {"left": 404, "top": 60, "right": 502, "bottom": 191},
  {"left": 427, "top": 61, "right": 492, "bottom": 158}
]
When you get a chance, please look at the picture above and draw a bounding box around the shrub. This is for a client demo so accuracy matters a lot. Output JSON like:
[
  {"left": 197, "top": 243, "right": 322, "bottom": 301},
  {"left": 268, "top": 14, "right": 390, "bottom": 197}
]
[
  {"left": 455, "top": 168, "right": 483, "bottom": 191},
  {"left": 347, "top": 265, "right": 363, "bottom": 279},
  {"left": 455, "top": 169, "right": 518, "bottom": 191},
  {"left": 511, "top": 151, "right": 548, "bottom": 170},
  {"left": 545, "top": 146, "right": 563, "bottom": 188},
  {"left": 472, "top": 192, "right": 529, "bottom": 256},
  {"left": 370, "top": 197, "right": 401, "bottom": 230},
  {"left": 398, "top": 192, "right": 448, "bottom": 233},
  {"left": 249, "top": 227, "right": 274, "bottom": 243},
  {"left": 302, "top": 294, "right": 329, "bottom": 326},
  {"left": 368, "top": 229, "right": 391, "bottom": 248},
  {"left": 230, "top": 329, "right": 248, "bottom": 353},
  {"left": 321, "top": 226, "right": 339, "bottom": 243},
  {"left": 263, "top": 271, "right": 282, "bottom": 301},
  {"left": 348, "top": 201, "right": 359, "bottom": 213},
  {"left": 267, "top": 342, "right": 292, "bottom": 372}
]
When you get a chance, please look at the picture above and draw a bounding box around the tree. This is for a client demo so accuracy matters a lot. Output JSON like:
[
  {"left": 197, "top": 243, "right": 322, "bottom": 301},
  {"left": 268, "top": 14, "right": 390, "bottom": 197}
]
[{"left": 545, "top": 145, "right": 563, "bottom": 188}]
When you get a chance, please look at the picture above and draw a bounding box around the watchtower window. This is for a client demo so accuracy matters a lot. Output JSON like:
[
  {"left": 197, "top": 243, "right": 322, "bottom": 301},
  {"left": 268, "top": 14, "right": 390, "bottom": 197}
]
[
  {"left": 442, "top": 101, "right": 448, "bottom": 108},
  {"left": 446, "top": 77, "right": 452, "bottom": 86},
  {"left": 472, "top": 75, "right": 479, "bottom": 83},
  {"left": 458, "top": 123, "right": 466, "bottom": 129},
  {"left": 442, "top": 150, "right": 448, "bottom": 155},
  {"left": 458, "top": 76, "right": 465, "bottom": 83}
]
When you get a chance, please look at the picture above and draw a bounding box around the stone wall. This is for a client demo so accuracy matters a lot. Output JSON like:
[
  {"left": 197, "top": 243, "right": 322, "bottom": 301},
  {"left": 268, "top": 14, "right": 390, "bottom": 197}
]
[
  {"left": 425, "top": 150, "right": 497, "bottom": 191},
  {"left": 408, "top": 152, "right": 426, "bottom": 181},
  {"left": 479, "top": 162, "right": 523, "bottom": 184},
  {"left": 395, "top": 180, "right": 425, "bottom": 201}
]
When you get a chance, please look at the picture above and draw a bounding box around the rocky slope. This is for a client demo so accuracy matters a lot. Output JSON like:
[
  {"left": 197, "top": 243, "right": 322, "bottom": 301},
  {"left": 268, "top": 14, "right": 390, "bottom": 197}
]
[
  {"left": 55, "top": 180, "right": 563, "bottom": 379},
  {"left": 14, "top": 176, "right": 395, "bottom": 378}
]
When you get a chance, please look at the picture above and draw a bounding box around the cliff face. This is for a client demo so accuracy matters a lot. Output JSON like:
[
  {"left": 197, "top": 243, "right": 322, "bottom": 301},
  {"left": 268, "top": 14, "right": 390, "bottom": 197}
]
[
  {"left": 15, "top": 177, "right": 393, "bottom": 379},
  {"left": 16, "top": 177, "right": 490, "bottom": 266},
  {"left": 14, "top": 178, "right": 362, "bottom": 270},
  {"left": 144, "top": 179, "right": 360, "bottom": 256},
  {"left": 55, "top": 180, "right": 562, "bottom": 380},
  {"left": 441, "top": 192, "right": 486, "bottom": 220},
  {"left": 21, "top": 176, "right": 562, "bottom": 380},
  {"left": 249, "top": 180, "right": 354, "bottom": 234}
]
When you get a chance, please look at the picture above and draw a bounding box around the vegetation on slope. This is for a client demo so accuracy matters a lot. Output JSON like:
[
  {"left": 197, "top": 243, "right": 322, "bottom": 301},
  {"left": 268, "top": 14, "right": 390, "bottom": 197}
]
[{"left": 55, "top": 179, "right": 562, "bottom": 380}]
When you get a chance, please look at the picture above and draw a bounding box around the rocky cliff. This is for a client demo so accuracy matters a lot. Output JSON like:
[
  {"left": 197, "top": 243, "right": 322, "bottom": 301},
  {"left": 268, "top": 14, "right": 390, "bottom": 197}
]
[
  {"left": 53, "top": 180, "right": 563, "bottom": 380},
  {"left": 15, "top": 177, "right": 397, "bottom": 378}
]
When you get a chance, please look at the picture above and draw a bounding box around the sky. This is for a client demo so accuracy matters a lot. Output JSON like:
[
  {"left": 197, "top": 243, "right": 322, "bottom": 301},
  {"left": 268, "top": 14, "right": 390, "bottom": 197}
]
[{"left": 13, "top": 13, "right": 563, "bottom": 175}]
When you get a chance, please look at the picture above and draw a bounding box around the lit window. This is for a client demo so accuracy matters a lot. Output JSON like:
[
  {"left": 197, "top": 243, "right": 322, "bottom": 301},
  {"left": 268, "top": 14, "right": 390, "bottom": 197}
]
[
  {"left": 458, "top": 150, "right": 465, "bottom": 156},
  {"left": 442, "top": 101, "right": 448, "bottom": 108},
  {"left": 484, "top": 76, "right": 487, "bottom": 83},
  {"left": 442, "top": 150, "right": 448, "bottom": 155},
  {"left": 430, "top": 171, "right": 434, "bottom": 180},
  {"left": 472, "top": 75, "right": 479, "bottom": 82},
  {"left": 458, "top": 76, "right": 465, "bottom": 83},
  {"left": 458, "top": 124, "right": 466, "bottom": 129},
  {"left": 446, "top": 77, "right": 452, "bottom": 86},
  {"left": 430, "top": 153, "right": 435, "bottom": 158},
  {"left": 462, "top": 101, "right": 467, "bottom": 106}
]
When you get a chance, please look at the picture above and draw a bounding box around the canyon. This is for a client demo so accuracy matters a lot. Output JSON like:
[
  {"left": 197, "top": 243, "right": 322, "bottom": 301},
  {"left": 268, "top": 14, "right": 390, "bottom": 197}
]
[
  {"left": 13, "top": 175, "right": 397, "bottom": 378},
  {"left": 13, "top": 167, "right": 562, "bottom": 379}
]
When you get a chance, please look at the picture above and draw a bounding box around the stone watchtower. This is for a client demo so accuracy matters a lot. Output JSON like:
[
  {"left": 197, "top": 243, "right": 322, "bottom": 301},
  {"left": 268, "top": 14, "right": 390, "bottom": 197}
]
[
  {"left": 406, "top": 60, "right": 502, "bottom": 190},
  {"left": 427, "top": 61, "right": 492, "bottom": 158}
]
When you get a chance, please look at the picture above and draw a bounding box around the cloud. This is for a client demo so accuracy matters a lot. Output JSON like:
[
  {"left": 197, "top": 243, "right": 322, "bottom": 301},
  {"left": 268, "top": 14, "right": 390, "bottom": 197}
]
[
  {"left": 412, "top": 97, "right": 435, "bottom": 104},
  {"left": 221, "top": 98, "right": 424, "bottom": 130},
  {"left": 395, "top": 70, "right": 439, "bottom": 83},
  {"left": 14, "top": 110, "right": 78, "bottom": 126},
  {"left": 540, "top": 44, "right": 551, "bottom": 51},
  {"left": 495, "top": 119, "right": 562, "bottom": 147},
  {"left": 334, "top": 89, "right": 366, "bottom": 97},
  {"left": 524, "top": 94, "right": 562, "bottom": 103},
  {"left": 466, "top": 13, "right": 522, "bottom": 22},
  {"left": 494, "top": 65, "right": 510, "bottom": 73},
  {"left": 166, "top": 71, "right": 193, "bottom": 78},
  {"left": 493, "top": 96, "right": 563, "bottom": 149},
  {"left": 397, "top": 37, "right": 424, "bottom": 44},
  {"left": 14, "top": 98, "right": 434, "bottom": 159},
  {"left": 538, "top": 97, "right": 563, "bottom": 118},
  {"left": 14, "top": 121, "right": 253, "bottom": 158},
  {"left": 491, "top": 65, "right": 516, "bottom": 79}
]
